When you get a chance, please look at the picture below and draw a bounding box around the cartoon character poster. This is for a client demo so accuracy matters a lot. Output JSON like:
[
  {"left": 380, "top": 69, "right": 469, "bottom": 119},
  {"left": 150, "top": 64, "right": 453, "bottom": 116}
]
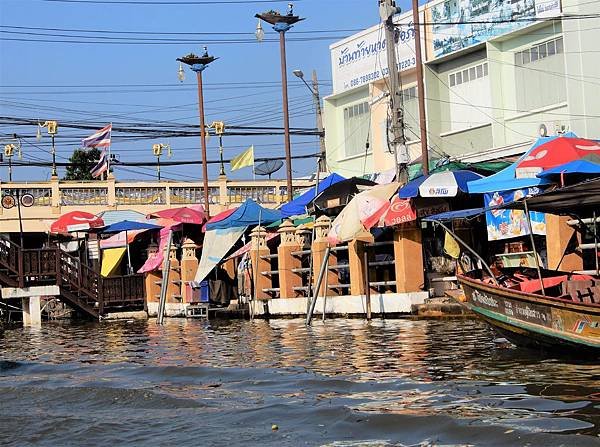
[{"left": 484, "top": 188, "right": 546, "bottom": 241}]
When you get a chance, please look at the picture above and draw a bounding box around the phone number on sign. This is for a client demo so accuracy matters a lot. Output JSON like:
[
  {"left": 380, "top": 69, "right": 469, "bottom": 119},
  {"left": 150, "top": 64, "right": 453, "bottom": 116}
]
[{"left": 347, "top": 57, "right": 416, "bottom": 89}]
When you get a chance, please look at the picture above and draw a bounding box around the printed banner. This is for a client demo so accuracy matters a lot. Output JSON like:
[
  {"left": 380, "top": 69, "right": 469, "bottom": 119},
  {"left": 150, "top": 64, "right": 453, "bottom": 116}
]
[
  {"left": 429, "top": 0, "right": 561, "bottom": 59},
  {"left": 485, "top": 188, "right": 546, "bottom": 241}
]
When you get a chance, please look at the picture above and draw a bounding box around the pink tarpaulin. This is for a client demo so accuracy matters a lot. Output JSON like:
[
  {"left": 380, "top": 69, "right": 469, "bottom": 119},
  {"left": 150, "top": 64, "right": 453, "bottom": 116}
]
[
  {"left": 225, "top": 232, "right": 279, "bottom": 261},
  {"left": 137, "top": 221, "right": 182, "bottom": 273}
]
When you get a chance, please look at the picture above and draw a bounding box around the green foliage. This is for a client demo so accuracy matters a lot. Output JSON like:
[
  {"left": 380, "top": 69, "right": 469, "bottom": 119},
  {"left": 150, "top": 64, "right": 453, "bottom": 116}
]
[{"left": 63, "top": 148, "right": 102, "bottom": 181}]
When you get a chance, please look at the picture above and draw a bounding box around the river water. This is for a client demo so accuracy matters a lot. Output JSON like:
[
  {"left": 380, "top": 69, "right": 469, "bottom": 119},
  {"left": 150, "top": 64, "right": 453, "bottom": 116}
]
[{"left": 0, "top": 318, "right": 598, "bottom": 446}]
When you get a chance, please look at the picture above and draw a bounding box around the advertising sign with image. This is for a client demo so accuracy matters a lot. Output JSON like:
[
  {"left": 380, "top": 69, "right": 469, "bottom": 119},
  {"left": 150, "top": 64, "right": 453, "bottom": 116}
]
[
  {"left": 429, "top": 0, "right": 561, "bottom": 59},
  {"left": 484, "top": 188, "right": 546, "bottom": 241},
  {"left": 330, "top": 11, "right": 423, "bottom": 95}
]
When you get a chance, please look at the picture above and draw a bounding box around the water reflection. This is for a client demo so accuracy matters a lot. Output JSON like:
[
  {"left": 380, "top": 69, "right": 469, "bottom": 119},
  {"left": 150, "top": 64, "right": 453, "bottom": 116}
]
[{"left": 0, "top": 318, "right": 598, "bottom": 445}]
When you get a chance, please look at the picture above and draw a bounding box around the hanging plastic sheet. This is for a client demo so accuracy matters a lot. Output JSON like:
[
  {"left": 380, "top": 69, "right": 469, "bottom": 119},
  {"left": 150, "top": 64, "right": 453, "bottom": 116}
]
[{"left": 101, "top": 247, "right": 126, "bottom": 277}]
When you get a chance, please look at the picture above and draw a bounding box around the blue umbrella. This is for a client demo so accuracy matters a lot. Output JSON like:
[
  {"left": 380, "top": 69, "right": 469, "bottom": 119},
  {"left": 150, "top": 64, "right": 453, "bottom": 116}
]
[
  {"left": 398, "top": 170, "right": 483, "bottom": 198},
  {"left": 537, "top": 159, "right": 600, "bottom": 179},
  {"left": 100, "top": 220, "right": 162, "bottom": 275}
]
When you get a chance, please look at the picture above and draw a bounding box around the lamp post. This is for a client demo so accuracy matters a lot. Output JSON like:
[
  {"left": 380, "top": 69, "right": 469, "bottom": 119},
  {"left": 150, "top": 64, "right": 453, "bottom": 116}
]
[
  {"left": 152, "top": 143, "right": 171, "bottom": 182},
  {"left": 210, "top": 121, "right": 226, "bottom": 176},
  {"left": 38, "top": 120, "right": 58, "bottom": 177},
  {"left": 177, "top": 47, "right": 218, "bottom": 217},
  {"left": 293, "top": 69, "right": 326, "bottom": 173},
  {"left": 255, "top": 3, "right": 304, "bottom": 202},
  {"left": 3, "top": 141, "right": 21, "bottom": 182}
]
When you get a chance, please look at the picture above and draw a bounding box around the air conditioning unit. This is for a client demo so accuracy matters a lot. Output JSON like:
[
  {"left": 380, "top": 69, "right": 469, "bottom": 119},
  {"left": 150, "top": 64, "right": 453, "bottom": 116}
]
[{"left": 537, "top": 121, "right": 569, "bottom": 138}]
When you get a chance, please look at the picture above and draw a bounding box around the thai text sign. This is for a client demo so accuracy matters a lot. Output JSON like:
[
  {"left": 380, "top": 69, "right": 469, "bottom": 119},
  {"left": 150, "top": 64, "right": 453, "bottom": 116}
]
[
  {"left": 429, "top": 0, "right": 561, "bottom": 59},
  {"left": 330, "top": 11, "right": 421, "bottom": 94},
  {"left": 484, "top": 188, "right": 546, "bottom": 241}
]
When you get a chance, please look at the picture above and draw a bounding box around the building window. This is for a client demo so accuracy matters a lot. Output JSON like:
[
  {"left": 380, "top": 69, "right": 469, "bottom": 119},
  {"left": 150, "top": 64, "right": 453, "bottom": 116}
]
[
  {"left": 448, "top": 62, "right": 488, "bottom": 86},
  {"left": 514, "top": 37, "right": 563, "bottom": 66},
  {"left": 343, "top": 101, "right": 370, "bottom": 157}
]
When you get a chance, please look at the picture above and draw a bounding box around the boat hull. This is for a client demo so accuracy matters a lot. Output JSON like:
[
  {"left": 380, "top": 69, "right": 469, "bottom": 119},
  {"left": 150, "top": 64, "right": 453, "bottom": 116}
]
[{"left": 457, "top": 275, "right": 600, "bottom": 356}]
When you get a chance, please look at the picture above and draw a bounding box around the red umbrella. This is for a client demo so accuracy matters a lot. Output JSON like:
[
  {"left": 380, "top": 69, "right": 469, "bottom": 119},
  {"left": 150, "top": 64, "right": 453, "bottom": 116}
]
[
  {"left": 149, "top": 206, "right": 205, "bottom": 225},
  {"left": 516, "top": 137, "right": 600, "bottom": 174},
  {"left": 50, "top": 211, "right": 104, "bottom": 234},
  {"left": 202, "top": 207, "right": 237, "bottom": 232}
]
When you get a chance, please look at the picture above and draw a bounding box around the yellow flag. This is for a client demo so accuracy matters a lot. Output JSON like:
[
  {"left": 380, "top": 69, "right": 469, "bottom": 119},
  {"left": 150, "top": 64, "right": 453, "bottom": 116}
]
[
  {"left": 230, "top": 145, "right": 254, "bottom": 171},
  {"left": 444, "top": 231, "right": 460, "bottom": 259}
]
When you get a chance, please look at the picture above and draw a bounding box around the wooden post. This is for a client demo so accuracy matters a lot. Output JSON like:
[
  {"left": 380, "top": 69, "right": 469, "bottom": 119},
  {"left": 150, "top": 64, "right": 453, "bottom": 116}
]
[
  {"left": 363, "top": 250, "right": 371, "bottom": 321},
  {"left": 312, "top": 216, "right": 337, "bottom": 297},
  {"left": 393, "top": 222, "right": 425, "bottom": 293},
  {"left": 277, "top": 220, "right": 302, "bottom": 299},
  {"left": 181, "top": 238, "right": 199, "bottom": 303},
  {"left": 144, "top": 242, "right": 161, "bottom": 305},
  {"left": 349, "top": 237, "right": 374, "bottom": 296},
  {"left": 545, "top": 214, "right": 583, "bottom": 271},
  {"left": 249, "top": 226, "right": 272, "bottom": 301}
]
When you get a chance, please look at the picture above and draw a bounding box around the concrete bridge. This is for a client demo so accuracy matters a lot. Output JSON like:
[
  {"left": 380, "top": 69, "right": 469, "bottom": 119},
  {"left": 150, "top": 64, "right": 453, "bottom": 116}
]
[{"left": 0, "top": 176, "right": 314, "bottom": 233}]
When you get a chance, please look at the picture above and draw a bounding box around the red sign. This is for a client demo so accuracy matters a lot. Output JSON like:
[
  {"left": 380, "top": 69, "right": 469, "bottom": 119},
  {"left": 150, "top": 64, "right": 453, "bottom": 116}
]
[{"left": 384, "top": 197, "right": 417, "bottom": 226}]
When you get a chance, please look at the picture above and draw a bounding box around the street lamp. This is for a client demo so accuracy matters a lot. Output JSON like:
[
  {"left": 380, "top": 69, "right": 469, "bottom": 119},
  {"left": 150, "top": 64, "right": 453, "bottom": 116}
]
[
  {"left": 293, "top": 69, "right": 326, "bottom": 173},
  {"left": 210, "top": 121, "right": 226, "bottom": 176},
  {"left": 255, "top": 3, "right": 305, "bottom": 202},
  {"left": 3, "top": 142, "right": 22, "bottom": 182},
  {"left": 177, "top": 46, "right": 218, "bottom": 217},
  {"left": 38, "top": 120, "right": 58, "bottom": 177},
  {"left": 152, "top": 143, "right": 171, "bottom": 182}
]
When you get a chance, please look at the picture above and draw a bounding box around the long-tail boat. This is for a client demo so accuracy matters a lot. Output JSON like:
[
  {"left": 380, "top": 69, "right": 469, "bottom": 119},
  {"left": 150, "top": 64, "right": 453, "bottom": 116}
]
[{"left": 428, "top": 179, "right": 600, "bottom": 355}]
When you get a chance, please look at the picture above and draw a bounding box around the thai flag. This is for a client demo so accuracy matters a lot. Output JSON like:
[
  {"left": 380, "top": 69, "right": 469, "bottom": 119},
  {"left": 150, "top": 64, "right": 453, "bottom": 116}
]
[
  {"left": 82, "top": 124, "right": 112, "bottom": 148},
  {"left": 90, "top": 149, "right": 108, "bottom": 178}
]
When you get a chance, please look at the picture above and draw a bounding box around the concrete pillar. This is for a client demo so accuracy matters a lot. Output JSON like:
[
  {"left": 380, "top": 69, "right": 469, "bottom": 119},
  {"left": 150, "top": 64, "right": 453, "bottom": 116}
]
[
  {"left": 249, "top": 226, "right": 272, "bottom": 300},
  {"left": 348, "top": 236, "right": 374, "bottom": 296},
  {"left": 181, "top": 238, "right": 199, "bottom": 303},
  {"left": 144, "top": 242, "right": 161, "bottom": 304},
  {"left": 312, "top": 216, "right": 338, "bottom": 297},
  {"left": 546, "top": 214, "right": 583, "bottom": 272},
  {"left": 394, "top": 222, "right": 425, "bottom": 293},
  {"left": 50, "top": 175, "right": 60, "bottom": 214},
  {"left": 218, "top": 175, "right": 228, "bottom": 207},
  {"left": 21, "top": 296, "right": 41, "bottom": 327},
  {"left": 167, "top": 243, "right": 181, "bottom": 303},
  {"left": 107, "top": 174, "right": 116, "bottom": 208},
  {"left": 277, "top": 220, "right": 302, "bottom": 299}
]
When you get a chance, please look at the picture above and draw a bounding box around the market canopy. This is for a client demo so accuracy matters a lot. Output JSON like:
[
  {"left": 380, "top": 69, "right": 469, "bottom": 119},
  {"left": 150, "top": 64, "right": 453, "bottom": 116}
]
[
  {"left": 516, "top": 136, "right": 600, "bottom": 177},
  {"left": 148, "top": 206, "right": 205, "bottom": 225},
  {"left": 204, "top": 199, "right": 281, "bottom": 231},
  {"left": 50, "top": 211, "right": 104, "bottom": 234},
  {"left": 537, "top": 158, "right": 600, "bottom": 179},
  {"left": 280, "top": 173, "right": 345, "bottom": 218},
  {"left": 309, "top": 177, "right": 377, "bottom": 216},
  {"left": 398, "top": 170, "right": 483, "bottom": 199},
  {"left": 423, "top": 208, "right": 486, "bottom": 222},
  {"left": 467, "top": 133, "right": 578, "bottom": 193},
  {"left": 100, "top": 220, "right": 163, "bottom": 234}
]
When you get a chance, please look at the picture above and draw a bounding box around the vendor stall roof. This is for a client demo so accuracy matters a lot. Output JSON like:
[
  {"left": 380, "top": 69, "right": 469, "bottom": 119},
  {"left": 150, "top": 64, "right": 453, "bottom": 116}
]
[
  {"left": 466, "top": 133, "right": 579, "bottom": 193},
  {"left": 205, "top": 198, "right": 281, "bottom": 231},
  {"left": 537, "top": 159, "right": 600, "bottom": 178},
  {"left": 423, "top": 208, "right": 486, "bottom": 222},
  {"left": 504, "top": 178, "right": 600, "bottom": 215},
  {"left": 280, "top": 173, "right": 345, "bottom": 218}
]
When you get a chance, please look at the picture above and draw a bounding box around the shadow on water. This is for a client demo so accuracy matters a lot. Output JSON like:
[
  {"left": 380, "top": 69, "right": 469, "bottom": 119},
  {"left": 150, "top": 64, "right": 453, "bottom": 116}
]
[{"left": 0, "top": 318, "right": 598, "bottom": 446}]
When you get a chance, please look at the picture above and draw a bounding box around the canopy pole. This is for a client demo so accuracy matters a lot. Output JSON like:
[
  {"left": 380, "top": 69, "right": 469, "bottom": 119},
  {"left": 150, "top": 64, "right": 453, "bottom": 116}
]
[
  {"left": 432, "top": 220, "right": 499, "bottom": 286},
  {"left": 125, "top": 230, "right": 132, "bottom": 275},
  {"left": 322, "top": 249, "right": 330, "bottom": 322},
  {"left": 524, "top": 199, "right": 546, "bottom": 296},
  {"left": 306, "top": 158, "right": 322, "bottom": 314},
  {"left": 157, "top": 229, "right": 173, "bottom": 325},
  {"left": 363, "top": 248, "right": 372, "bottom": 321},
  {"left": 306, "top": 246, "right": 330, "bottom": 326},
  {"left": 593, "top": 211, "right": 599, "bottom": 276},
  {"left": 251, "top": 209, "right": 263, "bottom": 321}
]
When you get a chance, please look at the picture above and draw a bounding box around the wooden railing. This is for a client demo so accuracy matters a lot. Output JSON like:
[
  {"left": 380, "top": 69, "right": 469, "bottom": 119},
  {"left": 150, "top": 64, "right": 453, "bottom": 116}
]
[{"left": 0, "top": 238, "right": 146, "bottom": 318}]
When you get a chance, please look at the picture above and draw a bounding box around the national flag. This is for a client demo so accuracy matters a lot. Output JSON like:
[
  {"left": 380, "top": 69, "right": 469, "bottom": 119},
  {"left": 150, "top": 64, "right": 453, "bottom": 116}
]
[
  {"left": 90, "top": 149, "right": 108, "bottom": 178},
  {"left": 82, "top": 124, "right": 112, "bottom": 148},
  {"left": 230, "top": 145, "right": 254, "bottom": 171}
]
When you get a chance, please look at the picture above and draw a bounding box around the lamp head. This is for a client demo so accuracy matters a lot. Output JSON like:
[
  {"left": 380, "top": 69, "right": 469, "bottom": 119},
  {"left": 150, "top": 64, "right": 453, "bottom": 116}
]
[
  {"left": 292, "top": 69, "right": 304, "bottom": 79},
  {"left": 255, "top": 19, "right": 265, "bottom": 42}
]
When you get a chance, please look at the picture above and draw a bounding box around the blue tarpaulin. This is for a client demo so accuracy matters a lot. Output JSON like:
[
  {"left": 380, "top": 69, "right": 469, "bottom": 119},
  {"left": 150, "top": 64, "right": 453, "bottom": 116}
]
[
  {"left": 423, "top": 208, "right": 485, "bottom": 222},
  {"left": 280, "top": 173, "right": 346, "bottom": 217},
  {"left": 205, "top": 199, "right": 281, "bottom": 231},
  {"left": 537, "top": 159, "right": 600, "bottom": 178},
  {"left": 466, "top": 133, "right": 578, "bottom": 193}
]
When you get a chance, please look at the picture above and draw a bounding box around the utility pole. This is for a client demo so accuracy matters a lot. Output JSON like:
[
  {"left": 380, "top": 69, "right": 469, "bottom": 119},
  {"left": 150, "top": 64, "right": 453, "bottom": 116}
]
[
  {"left": 379, "top": 0, "right": 409, "bottom": 183},
  {"left": 312, "top": 70, "right": 326, "bottom": 173},
  {"left": 412, "top": 0, "right": 429, "bottom": 176}
]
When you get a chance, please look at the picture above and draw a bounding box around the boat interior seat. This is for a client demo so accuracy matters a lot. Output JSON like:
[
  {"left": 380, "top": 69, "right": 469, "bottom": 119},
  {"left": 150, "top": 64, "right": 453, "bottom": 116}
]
[{"left": 562, "top": 279, "right": 599, "bottom": 304}]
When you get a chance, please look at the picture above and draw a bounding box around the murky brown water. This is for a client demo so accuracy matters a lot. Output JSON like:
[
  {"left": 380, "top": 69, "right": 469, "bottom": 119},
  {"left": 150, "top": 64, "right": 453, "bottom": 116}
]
[{"left": 0, "top": 318, "right": 599, "bottom": 446}]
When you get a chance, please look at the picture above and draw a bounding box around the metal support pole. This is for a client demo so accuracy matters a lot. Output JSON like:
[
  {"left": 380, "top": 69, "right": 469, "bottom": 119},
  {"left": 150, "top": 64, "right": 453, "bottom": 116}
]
[
  {"left": 312, "top": 70, "right": 326, "bottom": 173},
  {"left": 523, "top": 200, "right": 546, "bottom": 296},
  {"left": 156, "top": 230, "right": 173, "bottom": 325},
  {"left": 196, "top": 70, "right": 211, "bottom": 217},
  {"left": 16, "top": 189, "right": 24, "bottom": 248},
  {"left": 363, "top": 248, "right": 372, "bottom": 321},
  {"left": 278, "top": 30, "right": 294, "bottom": 202},
  {"left": 156, "top": 155, "right": 161, "bottom": 181},
  {"left": 219, "top": 135, "right": 225, "bottom": 176},
  {"left": 593, "top": 211, "right": 599, "bottom": 276},
  {"left": 411, "top": 0, "right": 429, "bottom": 176},
  {"left": 305, "top": 160, "right": 321, "bottom": 314},
  {"left": 51, "top": 134, "right": 57, "bottom": 177},
  {"left": 306, "top": 246, "right": 330, "bottom": 326},
  {"left": 8, "top": 155, "right": 12, "bottom": 182}
]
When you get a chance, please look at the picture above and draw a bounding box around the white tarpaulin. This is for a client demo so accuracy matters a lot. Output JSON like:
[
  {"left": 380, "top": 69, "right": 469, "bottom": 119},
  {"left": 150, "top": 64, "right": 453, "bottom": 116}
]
[{"left": 193, "top": 226, "right": 247, "bottom": 285}]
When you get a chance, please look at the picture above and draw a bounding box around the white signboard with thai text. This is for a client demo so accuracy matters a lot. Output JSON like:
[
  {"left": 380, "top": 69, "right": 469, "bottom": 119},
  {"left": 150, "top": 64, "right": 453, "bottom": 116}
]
[{"left": 330, "top": 11, "right": 422, "bottom": 95}]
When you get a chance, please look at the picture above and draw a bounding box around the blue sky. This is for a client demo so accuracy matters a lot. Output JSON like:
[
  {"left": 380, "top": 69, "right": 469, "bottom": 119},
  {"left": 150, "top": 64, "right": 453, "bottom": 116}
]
[{"left": 0, "top": 0, "right": 420, "bottom": 182}]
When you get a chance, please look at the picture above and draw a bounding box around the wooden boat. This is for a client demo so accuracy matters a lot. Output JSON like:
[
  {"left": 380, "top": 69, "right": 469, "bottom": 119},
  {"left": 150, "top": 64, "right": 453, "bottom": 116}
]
[
  {"left": 430, "top": 178, "right": 600, "bottom": 356},
  {"left": 458, "top": 268, "right": 599, "bottom": 354}
]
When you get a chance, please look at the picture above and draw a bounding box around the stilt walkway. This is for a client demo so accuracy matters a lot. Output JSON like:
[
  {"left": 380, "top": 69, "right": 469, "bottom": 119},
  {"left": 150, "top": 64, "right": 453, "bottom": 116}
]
[{"left": 0, "top": 239, "right": 145, "bottom": 319}]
